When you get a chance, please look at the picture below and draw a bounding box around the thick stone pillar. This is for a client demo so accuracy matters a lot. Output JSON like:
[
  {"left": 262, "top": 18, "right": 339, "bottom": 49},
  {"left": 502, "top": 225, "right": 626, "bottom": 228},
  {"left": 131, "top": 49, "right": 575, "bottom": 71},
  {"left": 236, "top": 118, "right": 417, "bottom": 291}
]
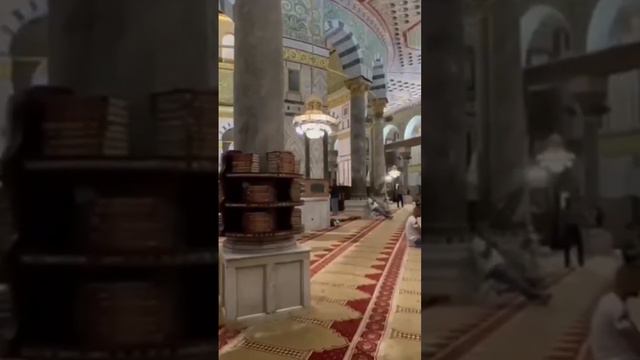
[
  {"left": 568, "top": 77, "right": 608, "bottom": 206},
  {"left": 345, "top": 77, "right": 371, "bottom": 199},
  {"left": 370, "top": 98, "right": 387, "bottom": 195},
  {"left": 423, "top": 0, "right": 467, "bottom": 233},
  {"left": 398, "top": 147, "right": 412, "bottom": 194},
  {"left": 233, "top": 0, "right": 284, "bottom": 153},
  {"left": 482, "top": 0, "right": 528, "bottom": 209},
  {"left": 48, "top": 0, "right": 215, "bottom": 155}
]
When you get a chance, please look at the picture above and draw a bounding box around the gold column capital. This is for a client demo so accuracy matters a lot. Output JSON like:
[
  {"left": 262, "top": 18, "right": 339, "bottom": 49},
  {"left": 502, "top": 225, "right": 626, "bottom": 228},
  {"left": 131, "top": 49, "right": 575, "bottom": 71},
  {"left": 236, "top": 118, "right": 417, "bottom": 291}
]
[
  {"left": 345, "top": 77, "right": 371, "bottom": 96},
  {"left": 371, "top": 98, "right": 388, "bottom": 118}
]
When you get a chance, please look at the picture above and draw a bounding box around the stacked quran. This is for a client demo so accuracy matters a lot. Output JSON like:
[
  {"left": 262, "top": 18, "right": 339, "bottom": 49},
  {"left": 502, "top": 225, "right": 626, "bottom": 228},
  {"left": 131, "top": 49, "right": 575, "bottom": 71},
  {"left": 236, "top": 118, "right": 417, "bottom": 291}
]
[
  {"left": 228, "top": 151, "right": 259, "bottom": 173},
  {"left": 85, "top": 197, "right": 176, "bottom": 253},
  {"left": 6, "top": 86, "right": 218, "bottom": 359},
  {"left": 221, "top": 151, "right": 304, "bottom": 252},
  {"left": 77, "top": 282, "right": 173, "bottom": 348},
  {"left": 267, "top": 151, "right": 296, "bottom": 173},
  {"left": 152, "top": 90, "right": 217, "bottom": 158},
  {"left": 42, "top": 95, "right": 129, "bottom": 157}
]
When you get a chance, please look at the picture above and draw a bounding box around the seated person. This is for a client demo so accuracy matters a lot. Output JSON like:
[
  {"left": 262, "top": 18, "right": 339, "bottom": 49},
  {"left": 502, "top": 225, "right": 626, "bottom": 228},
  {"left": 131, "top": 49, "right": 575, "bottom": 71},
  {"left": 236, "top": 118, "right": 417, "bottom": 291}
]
[
  {"left": 368, "top": 197, "right": 393, "bottom": 220},
  {"left": 589, "top": 264, "right": 640, "bottom": 359},
  {"left": 471, "top": 232, "right": 551, "bottom": 305},
  {"left": 404, "top": 206, "right": 421, "bottom": 247}
]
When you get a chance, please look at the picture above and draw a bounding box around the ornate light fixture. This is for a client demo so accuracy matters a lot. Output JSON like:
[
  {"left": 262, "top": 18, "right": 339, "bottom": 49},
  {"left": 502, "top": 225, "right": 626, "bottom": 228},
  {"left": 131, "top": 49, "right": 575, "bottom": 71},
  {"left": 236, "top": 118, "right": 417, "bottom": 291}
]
[
  {"left": 388, "top": 165, "right": 401, "bottom": 178},
  {"left": 293, "top": 98, "right": 339, "bottom": 139},
  {"left": 536, "top": 133, "right": 575, "bottom": 174}
]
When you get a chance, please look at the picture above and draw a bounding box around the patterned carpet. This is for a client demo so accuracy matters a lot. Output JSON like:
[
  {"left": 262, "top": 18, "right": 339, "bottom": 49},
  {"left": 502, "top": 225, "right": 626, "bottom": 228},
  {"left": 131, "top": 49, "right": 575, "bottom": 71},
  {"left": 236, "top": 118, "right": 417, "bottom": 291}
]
[{"left": 219, "top": 207, "right": 420, "bottom": 360}]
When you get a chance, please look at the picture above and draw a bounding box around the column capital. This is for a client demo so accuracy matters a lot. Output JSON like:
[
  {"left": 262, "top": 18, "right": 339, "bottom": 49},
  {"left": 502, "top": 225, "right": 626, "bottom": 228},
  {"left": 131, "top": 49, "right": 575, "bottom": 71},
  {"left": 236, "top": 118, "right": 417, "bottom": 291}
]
[
  {"left": 370, "top": 97, "right": 388, "bottom": 118},
  {"left": 345, "top": 77, "right": 371, "bottom": 96}
]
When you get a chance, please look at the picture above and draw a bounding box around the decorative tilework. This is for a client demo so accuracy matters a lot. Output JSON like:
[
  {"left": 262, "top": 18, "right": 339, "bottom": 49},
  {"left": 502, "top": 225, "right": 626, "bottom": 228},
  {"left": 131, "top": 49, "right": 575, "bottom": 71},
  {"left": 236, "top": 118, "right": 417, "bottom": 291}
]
[
  {"left": 241, "top": 339, "right": 311, "bottom": 360},
  {"left": 284, "top": 48, "right": 329, "bottom": 69},
  {"left": 282, "top": 0, "right": 325, "bottom": 46}
]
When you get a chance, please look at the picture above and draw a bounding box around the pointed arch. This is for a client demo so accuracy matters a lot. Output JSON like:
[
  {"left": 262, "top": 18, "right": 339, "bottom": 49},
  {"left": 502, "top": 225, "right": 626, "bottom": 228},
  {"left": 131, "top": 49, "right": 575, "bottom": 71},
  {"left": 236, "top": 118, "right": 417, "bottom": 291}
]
[
  {"left": 404, "top": 115, "right": 421, "bottom": 140},
  {"left": 383, "top": 124, "right": 400, "bottom": 144},
  {"left": 520, "top": 5, "right": 571, "bottom": 66},
  {"left": 325, "top": 19, "right": 366, "bottom": 80},
  {"left": 371, "top": 57, "right": 387, "bottom": 100}
]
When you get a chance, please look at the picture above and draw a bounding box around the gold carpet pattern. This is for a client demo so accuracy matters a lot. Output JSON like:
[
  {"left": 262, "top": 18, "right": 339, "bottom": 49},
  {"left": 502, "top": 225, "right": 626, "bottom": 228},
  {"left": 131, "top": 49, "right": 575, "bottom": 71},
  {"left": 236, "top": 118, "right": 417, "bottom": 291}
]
[{"left": 219, "top": 207, "right": 420, "bottom": 360}]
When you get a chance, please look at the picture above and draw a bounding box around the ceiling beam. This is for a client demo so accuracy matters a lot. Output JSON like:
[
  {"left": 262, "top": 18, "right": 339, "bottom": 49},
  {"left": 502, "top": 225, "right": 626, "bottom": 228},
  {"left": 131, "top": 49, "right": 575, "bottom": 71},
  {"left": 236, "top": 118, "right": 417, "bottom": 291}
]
[
  {"left": 524, "top": 41, "right": 640, "bottom": 86},
  {"left": 384, "top": 136, "right": 421, "bottom": 151}
]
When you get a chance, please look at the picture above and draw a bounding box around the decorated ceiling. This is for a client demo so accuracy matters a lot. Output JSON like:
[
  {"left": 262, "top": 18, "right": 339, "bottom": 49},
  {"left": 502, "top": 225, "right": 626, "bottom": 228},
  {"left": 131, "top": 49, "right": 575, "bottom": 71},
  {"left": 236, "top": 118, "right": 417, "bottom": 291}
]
[
  {"left": 336, "top": 0, "right": 421, "bottom": 114},
  {"left": 218, "top": 0, "right": 421, "bottom": 115}
]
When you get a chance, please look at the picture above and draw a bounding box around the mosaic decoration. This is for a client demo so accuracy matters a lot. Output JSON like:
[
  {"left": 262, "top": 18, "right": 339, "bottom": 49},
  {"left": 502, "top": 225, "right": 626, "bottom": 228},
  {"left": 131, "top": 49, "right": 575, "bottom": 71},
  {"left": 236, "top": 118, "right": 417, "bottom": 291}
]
[
  {"left": 282, "top": 0, "right": 325, "bottom": 46},
  {"left": 328, "top": 0, "right": 392, "bottom": 63},
  {"left": 325, "top": 1, "right": 387, "bottom": 81},
  {"left": 283, "top": 48, "right": 329, "bottom": 69}
]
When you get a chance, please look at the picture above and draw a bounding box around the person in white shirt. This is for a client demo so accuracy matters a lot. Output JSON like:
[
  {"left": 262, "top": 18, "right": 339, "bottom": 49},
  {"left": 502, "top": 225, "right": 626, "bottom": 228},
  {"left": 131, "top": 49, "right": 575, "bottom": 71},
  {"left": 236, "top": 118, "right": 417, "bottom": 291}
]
[
  {"left": 471, "top": 231, "right": 551, "bottom": 304},
  {"left": 404, "top": 206, "right": 421, "bottom": 246},
  {"left": 590, "top": 265, "right": 640, "bottom": 360}
]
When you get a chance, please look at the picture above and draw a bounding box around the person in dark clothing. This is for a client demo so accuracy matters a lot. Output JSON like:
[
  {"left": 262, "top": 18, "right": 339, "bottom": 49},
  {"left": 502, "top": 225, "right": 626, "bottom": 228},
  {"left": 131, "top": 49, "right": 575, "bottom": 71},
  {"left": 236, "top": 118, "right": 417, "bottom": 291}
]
[
  {"left": 396, "top": 189, "right": 404, "bottom": 208},
  {"left": 561, "top": 199, "right": 584, "bottom": 268}
]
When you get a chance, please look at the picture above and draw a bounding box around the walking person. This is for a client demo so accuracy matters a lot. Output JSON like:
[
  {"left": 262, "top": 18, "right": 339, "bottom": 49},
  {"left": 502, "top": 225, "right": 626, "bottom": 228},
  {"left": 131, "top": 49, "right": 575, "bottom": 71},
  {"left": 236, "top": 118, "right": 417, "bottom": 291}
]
[
  {"left": 589, "top": 264, "right": 640, "bottom": 359},
  {"left": 560, "top": 198, "right": 585, "bottom": 268},
  {"left": 396, "top": 186, "right": 404, "bottom": 209}
]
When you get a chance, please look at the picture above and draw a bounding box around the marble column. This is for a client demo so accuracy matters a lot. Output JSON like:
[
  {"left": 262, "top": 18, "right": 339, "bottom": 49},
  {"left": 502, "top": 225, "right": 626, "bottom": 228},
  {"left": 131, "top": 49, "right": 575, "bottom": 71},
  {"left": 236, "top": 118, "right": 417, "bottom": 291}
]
[
  {"left": 398, "top": 147, "right": 412, "bottom": 194},
  {"left": 568, "top": 77, "right": 608, "bottom": 206},
  {"left": 48, "top": 0, "right": 215, "bottom": 155},
  {"left": 423, "top": 0, "right": 467, "bottom": 233},
  {"left": 233, "top": 0, "right": 284, "bottom": 153},
  {"left": 345, "top": 77, "right": 371, "bottom": 199},
  {"left": 370, "top": 98, "right": 387, "bottom": 195},
  {"left": 481, "top": 0, "right": 528, "bottom": 209}
]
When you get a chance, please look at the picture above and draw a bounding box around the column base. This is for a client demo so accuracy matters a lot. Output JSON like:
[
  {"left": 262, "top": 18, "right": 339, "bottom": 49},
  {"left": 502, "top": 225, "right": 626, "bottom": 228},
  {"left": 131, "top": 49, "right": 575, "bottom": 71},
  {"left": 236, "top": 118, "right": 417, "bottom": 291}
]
[
  {"left": 343, "top": 199, "right": 370, "bottom": 219},
  {"left": 300, "top": 196, "right": 330, "bottom": 231},
  {"left": 221, "top": 245, "right": 311, "bottom": 324}
]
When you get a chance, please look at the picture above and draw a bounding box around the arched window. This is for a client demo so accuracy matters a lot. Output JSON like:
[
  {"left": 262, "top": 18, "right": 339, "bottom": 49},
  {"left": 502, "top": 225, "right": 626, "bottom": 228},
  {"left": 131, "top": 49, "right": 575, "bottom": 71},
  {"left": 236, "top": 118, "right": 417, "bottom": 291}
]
[{"left": 221, "top": 34, "right": 235, "bottom": 61}]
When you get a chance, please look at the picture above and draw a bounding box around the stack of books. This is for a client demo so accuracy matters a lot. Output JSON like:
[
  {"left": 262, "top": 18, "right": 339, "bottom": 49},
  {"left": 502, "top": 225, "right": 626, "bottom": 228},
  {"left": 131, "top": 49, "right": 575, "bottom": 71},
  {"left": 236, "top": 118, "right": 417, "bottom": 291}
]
[
  {"left": 267, "top": 151, "right": 295, "bottom": 173},
  {"left": 244, "top": 185, "right": 276, "bottom": 204},
  {"left": 229, "top": 152, "right": 259, "bottom": 173},
  {"left": 78, "top": 282, "right": 172, "bottom": 348},
  {"left": 242, "top": 212, "right": 275, "bottom": 234},
  {"left": 86, "top": 198, "right": 176, "bottom": 253},
  {"left": 42, "top": 95, "right": 129, "bottom": 157},
  {"left": 291, "top": 208, "right": 302, "bottom": 229},
  {"left": 152, "top": 90, "right": 217, "bottom": 158}
]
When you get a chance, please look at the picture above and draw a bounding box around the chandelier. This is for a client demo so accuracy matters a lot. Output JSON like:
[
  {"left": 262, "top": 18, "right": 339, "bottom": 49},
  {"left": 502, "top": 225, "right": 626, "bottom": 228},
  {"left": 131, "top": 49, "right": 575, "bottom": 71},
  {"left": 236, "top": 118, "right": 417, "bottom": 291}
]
[
  {"left": 388, "top": 165, "right": 401, "bottom": 178},
  {"left": 293, "top": 98, "right": 339, "bottom": 139},
  {"left": 535, "top": 133, "right": 575, "bottom": 174}
]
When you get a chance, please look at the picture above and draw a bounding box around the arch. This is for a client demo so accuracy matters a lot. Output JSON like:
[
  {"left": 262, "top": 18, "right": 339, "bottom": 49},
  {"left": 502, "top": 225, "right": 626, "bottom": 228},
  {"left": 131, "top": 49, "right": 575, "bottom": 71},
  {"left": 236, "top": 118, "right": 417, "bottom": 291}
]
[
  {"left": 383, "top": 124, "right": 400, "bottom": 144},
  {"left": 404, "top": 115, "right": 421, "bottom": 140},
  {"left": 586, "top": 0, "right": 640, "bottom": 51},
  {"left": 520, "top": 5, "right": 571, "bottom": 66},
  {"left": 219, "top": 121, "right": 233, "bottom": 139},
  {"left": 0, "top": 0, "right": 48, "bottom": 55},
  {"left": 371, "top": 57, "right": 387, "bottom": 101},
  {"left": 325, "top": 20, "right": 366, "bottom": 80}
]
